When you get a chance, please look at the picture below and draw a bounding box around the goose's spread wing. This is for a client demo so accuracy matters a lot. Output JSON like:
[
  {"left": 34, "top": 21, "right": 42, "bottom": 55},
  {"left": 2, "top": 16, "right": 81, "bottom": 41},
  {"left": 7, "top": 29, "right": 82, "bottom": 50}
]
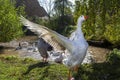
[{"left": 20, "top": 16, "right": 74, "bottom": 52}]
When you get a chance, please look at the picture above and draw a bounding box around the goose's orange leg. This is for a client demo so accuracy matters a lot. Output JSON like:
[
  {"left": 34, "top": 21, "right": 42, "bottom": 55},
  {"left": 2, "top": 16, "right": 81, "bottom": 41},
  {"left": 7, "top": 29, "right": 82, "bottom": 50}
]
[
  {"left": 68, "top": 69, "right": 76, "bottom": 80},
  {"left": 74, "top": 65, "right": 79, "bottom": 72},
  {"left": 68, "top": 69, "right": 72, "bottom": 80},
  {"left": 68, "top": 65, "right": 79, "bottom": 80}
]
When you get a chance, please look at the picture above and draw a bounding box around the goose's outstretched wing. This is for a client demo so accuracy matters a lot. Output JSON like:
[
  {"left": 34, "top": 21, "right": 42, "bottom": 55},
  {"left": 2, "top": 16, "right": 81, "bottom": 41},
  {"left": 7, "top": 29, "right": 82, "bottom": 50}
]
[{"left": 20, "top": 16, "right": 74, "bottom": 52}]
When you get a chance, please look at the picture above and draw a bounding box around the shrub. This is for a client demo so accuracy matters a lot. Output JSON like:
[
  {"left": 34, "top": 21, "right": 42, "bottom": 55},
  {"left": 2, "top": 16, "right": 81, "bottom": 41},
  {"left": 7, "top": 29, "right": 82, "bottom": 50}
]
[
  {"left": 5, "top": 55, "right": 18, "bottom": 60},
  {"left": 0, "top": 0, "right": 23, "bottom": 42},
  {"left": 106, "top": 48, "right": 120, "bottom": 64},
  {"left": 104, "top": 24, "right": 120, "bottom": 46}
]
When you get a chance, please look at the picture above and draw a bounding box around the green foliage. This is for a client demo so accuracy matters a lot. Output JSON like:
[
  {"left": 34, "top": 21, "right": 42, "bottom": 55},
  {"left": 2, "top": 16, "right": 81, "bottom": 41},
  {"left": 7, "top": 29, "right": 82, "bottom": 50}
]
[
  {"left": 106, "top": 48, "right": 120, "bottom": 64},
  {"left": 50, "top": 0, "right": 74, "bottom": 35},
  {"left": 53, "top": 0, "right": 73, "bottom": 16},
  {"left": 23, "top": 57, "right": 35, "bottom": 62},
  {"left": 16, "top": 5, "right": 25, "bottom": 16},
  {"left": 104, "top": 24, "right": 120, "bottom": 46},
  {"left": 4, "top": 55, "right": 18, "bottom": 60},
  {"left": 74, "top": 0, "right": 120, "bottom": 46},
  {"left": 0, "top": 0, "right": 23, "bottom": 42},
  {"left": 0, "top": 56, "right": 68, "bottom": 80},
  {"left": 62, "top": 25, "right": 76, "bottom": 37},
  {"left": 77, "top": 62, "right": 120, "bottom": 80}
]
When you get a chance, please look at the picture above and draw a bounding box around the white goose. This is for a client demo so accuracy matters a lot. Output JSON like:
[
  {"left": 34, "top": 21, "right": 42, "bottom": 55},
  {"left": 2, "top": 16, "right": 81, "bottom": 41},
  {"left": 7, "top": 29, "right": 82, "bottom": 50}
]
[{"left": 20, "top": 15, "right": 88, "bottom": 80}]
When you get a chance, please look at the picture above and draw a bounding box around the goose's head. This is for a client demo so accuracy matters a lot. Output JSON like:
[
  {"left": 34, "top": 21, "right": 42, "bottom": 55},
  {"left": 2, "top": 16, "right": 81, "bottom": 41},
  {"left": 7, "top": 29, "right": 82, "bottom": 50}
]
[{"left": 78, "top": 15, "right": 88, "bottom": 23}]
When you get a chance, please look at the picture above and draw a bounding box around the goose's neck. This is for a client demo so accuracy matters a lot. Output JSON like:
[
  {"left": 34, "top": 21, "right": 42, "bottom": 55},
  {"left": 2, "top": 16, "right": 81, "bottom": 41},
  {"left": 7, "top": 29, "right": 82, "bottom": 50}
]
[
  {"left": 77, "top": 22, "right": 82, "bottom": 30},
  {"left": 76, "top": 21, "right": 86, "bottom": 40},
  {"left": 77, "top": 21, "right": 83, "bottom": 34}
]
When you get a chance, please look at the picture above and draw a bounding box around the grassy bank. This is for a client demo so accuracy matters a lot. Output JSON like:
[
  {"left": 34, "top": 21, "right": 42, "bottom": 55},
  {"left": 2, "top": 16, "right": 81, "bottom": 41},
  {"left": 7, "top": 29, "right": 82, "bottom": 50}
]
[
  {"left": 0, "top": 56, "right": 68, "bottom": 80},
  {"left": 0, "top": 48, "right": 120, "bottom": 80}
]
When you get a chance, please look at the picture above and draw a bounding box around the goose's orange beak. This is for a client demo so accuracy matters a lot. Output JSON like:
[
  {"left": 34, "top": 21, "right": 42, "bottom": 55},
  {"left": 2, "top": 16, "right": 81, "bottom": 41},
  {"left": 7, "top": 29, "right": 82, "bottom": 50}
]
[{"left": 84, "top": 16, "right": 88, "bottom": 20}]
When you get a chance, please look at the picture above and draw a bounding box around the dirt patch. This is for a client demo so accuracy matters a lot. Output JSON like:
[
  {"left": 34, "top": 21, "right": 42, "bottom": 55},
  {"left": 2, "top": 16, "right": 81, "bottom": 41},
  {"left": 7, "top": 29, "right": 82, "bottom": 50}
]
[
  {"left": 88, "top": 46, "right": 111, "bottom": 63},
  {"left": 16, "top": 36, "right": 38, "bottom": 42}
]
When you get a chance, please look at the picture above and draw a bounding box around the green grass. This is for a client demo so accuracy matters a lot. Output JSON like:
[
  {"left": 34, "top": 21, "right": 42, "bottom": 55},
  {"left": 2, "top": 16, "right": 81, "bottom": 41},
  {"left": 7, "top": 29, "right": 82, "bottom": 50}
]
[
  {"left": 0, "top": 49, "right": 120, "bottom": 80},
  {"left": 75, "top": 62, "right": 120, "bottom": 80},
  {"left": 0, "top": 56, "right": 68, "bottom": 80}
]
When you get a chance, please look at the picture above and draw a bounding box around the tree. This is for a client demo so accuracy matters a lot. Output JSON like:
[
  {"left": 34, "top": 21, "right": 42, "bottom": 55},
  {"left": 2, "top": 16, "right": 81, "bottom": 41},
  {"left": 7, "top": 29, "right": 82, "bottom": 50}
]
[
  {"left": 52, "top": 0, "right": 73, "bottom": 34},
  {"left": 35, "top": 0, "right": 74, "bottom": 36},
  {"left": 74, "top": 0, "right": 120, "bottom": 46},
  {"left": 38, "top": 0, "right": 54, "bottom": 17},
  {"left": 53, "top": 0, "right": 73, "bottom": 16},
  {"left": 0, "top": 0, "right": 23, "bottom": 42}
]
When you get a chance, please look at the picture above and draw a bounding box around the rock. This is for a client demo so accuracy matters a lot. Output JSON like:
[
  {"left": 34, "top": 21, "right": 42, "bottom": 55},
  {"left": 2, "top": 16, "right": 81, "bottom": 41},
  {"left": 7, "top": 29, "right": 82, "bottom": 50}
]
[{"left": 82, "top": 50, "right": 94, "bottom": 64}]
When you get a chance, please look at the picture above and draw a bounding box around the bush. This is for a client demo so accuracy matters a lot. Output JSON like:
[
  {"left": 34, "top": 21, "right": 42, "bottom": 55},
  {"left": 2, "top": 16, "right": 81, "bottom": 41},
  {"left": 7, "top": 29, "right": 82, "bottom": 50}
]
[
  {"left": 4, "top": 55, "right": 18, "bottom": 61},
  {"left": 106, "top": 48, "right": 120, "bottom": 64},
  {"left": 0, "top": 0, "right": 23, "bottom": 42},
  {"left": 104, "top": 24, "right": 120, "bottom": 46}
]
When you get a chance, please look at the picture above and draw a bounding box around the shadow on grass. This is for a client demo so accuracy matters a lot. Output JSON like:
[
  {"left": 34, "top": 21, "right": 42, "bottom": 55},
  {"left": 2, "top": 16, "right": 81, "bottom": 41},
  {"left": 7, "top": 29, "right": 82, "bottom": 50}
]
[
  {"left": 75, "top": 61, "right": 120, "bottom": 80},
  {"left": 0, "top": 46, "right": 4, "bottom": 53},
  {"left": 39, "top": 64, "right": 51, "bottom": 80},
  {"left": 23, "top": 62, "right": 49, "bottom": 75},
  {"left": 0, "top": 46, "right": 15, "bottom": 54}
]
